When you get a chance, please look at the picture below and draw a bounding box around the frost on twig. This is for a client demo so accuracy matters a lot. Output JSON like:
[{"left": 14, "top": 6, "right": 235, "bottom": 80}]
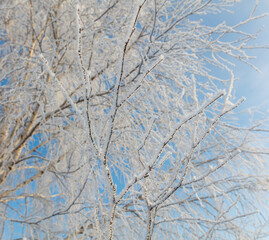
[{"left": 1, "top": 0, "right": 269, "bottom": 239}]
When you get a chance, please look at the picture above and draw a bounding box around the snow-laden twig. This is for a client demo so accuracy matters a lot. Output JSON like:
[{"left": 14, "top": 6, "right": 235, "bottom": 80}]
[
  {"left": 39, "top": 53, "right": 81, "bottom": 116},
  {"left": 116, "top": 91, "right": 225, "bottom": 205},
  {"left": 75, "top": 3, "right": 98, "bottom": 154},
  {"left": 155, "top": 211, "right": 258, "bottom": 226},
  {"left": 150, "top": 97, "right": 245, "bottom": 209}
]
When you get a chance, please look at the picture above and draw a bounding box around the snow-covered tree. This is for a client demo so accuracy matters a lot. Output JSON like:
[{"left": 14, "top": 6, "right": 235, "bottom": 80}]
[{"left": 0, "top": 0, "right": 269, "bottom": 239}]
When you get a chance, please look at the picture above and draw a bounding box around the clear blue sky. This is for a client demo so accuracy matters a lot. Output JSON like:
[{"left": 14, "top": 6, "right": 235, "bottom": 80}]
[
  {"left": 232, "top": 0, "right": 269, "bottom": 115},
  {"left": 2, "top": 1, "right": 269, "bottom": 239}
]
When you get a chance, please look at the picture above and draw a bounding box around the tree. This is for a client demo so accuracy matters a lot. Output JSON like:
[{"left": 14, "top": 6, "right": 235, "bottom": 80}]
[{"left": 0, "top": 0, "right": 269, "bottom": 239}]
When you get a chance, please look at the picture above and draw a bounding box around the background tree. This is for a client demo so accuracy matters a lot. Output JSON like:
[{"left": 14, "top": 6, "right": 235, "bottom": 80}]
[{"left": 0, "top": 0, "right": 269, "bottom": 239}]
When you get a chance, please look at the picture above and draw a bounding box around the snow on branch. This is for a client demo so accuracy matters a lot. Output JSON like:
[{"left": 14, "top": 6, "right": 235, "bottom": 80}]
[{"left": 39, "top": 53, "right": 82, "bottom": 116}]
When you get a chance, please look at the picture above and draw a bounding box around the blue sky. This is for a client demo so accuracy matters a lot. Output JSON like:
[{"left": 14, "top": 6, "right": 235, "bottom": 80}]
[
  {"left": 231, "top": 0, "right": 269, "bottom": 115},
  {"left": 2, "top": 1, "right": 269, "bottom": 239},
  {"left": 187, "top": 0, "right": 269, "bottom": 125}
]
